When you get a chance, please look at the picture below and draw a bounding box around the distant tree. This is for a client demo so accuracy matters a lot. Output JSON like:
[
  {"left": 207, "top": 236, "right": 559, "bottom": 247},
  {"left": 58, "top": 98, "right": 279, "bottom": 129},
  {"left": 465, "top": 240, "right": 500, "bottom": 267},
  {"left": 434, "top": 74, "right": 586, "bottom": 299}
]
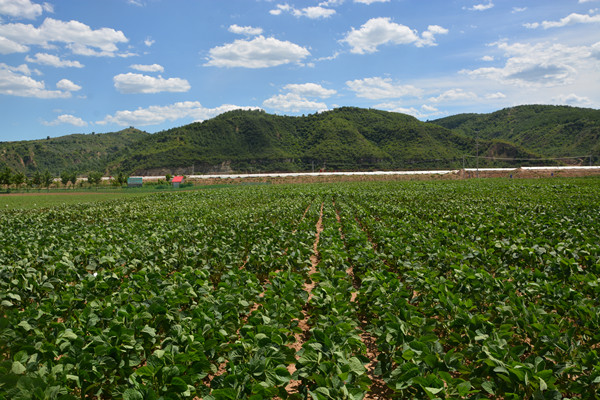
[
  {"left": 116, "top": 171, "right": 126, "bottom": 186},
  {"left": 41, "top": 170, "right": 53, "bottom": 190},
  {"left": 31, "top": 170, "right": 42, "bottom": 187},
  {"left": 12, "top": 171, "right": 25, "bottom": 190},
  {"left": 87, "top": 171, "right": 103, "bottom": 187},
  {"left": 60, "top": 171, "right": 71, "bottom": 187},
  {"left": 0, "top": 167, "right": 12, "bottom": 190},
  {"left": 165, "top": 173, "right": 172, "bottom": 182},
  {"left": 69, "top": 172, "right": 77, "bottom": 187}
]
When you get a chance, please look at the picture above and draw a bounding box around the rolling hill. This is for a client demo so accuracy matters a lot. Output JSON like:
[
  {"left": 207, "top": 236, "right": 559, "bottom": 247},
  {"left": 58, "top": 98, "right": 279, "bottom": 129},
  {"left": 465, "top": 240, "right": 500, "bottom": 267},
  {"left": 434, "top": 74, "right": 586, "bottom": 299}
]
[{"left": 1, "top": 105, "right": 598, "bottom": 176}]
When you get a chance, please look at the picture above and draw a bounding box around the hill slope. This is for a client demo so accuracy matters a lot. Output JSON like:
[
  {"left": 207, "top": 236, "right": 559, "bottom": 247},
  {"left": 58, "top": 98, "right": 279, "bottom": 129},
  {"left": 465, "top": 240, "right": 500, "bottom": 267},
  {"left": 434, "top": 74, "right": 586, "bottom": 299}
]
[
  {"left": 0, "top": 128, "right": 149, "bottom": 175},
  {"left": 430, "top": 105, "right": 600, "bottom": 160},
  {"left": 5, "top": 105, "right": 597, "bottom": 176},
  {"left": 109, "top": 107, "right": 536, "bottom": 175}
]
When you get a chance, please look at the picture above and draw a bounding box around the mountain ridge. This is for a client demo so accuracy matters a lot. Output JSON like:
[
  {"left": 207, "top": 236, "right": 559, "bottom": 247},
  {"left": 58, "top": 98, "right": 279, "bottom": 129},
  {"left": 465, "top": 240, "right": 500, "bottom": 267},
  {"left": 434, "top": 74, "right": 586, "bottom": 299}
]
[{"left": 1, "top": 105, "right": 598, "bottom": 176}]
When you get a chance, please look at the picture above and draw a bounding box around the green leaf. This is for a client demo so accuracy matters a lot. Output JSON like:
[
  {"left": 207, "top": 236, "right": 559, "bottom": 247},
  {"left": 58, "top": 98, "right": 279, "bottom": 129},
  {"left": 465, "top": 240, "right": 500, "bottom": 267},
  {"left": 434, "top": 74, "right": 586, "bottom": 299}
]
[
  {"left": 481, "top": 381, "right": 495, "bottom": 395},
  {"left": 539, "top": 377, "right": 548, "bottom": 391},
  {"left": 424, "top": 386, "right": 444, "bottom": 394},
  {"left": 11, "top": 361, "right": 26, "bottom": 374},
  {"left": 457, "top": 380, "right": 471, "bottom": 396},
  {"left": 348, "top": 357, "right": 366, "bottom": 375},
  {"left": 60, "top": 329, "right": 78, "bottom": 340},
  {"left": 141, "top": 325, "right": 156, "bottom": 337},
  {"left": 123, "top": 389, "right": 143, "bottom": 400},
  {"left": 18, "top": 321, "right": 32, "bottom": 331}
]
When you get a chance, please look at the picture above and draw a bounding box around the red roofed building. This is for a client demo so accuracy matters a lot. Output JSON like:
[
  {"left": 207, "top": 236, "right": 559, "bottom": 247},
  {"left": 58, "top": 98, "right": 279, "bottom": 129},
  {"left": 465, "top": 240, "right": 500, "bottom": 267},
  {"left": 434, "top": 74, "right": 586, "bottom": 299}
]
[{"left": 172, "top": 176, "right": 184, "bottom": 188}]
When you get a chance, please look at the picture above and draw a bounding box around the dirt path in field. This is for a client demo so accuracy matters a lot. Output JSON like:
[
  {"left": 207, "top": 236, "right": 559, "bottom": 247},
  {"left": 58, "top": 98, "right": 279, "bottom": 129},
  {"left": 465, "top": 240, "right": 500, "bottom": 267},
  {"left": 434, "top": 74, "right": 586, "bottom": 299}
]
[
  {"left": 285, "top": 202, "right": 324, "bottom": 395},
  {"left": 334, "top": 202, "right": 393, "bottom": 399}
]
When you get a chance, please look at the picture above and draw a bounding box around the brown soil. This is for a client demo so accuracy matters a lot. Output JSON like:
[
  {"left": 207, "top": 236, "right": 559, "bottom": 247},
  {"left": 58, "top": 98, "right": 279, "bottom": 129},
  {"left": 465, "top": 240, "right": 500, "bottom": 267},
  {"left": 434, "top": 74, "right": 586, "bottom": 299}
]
[{"left": 286, "top": 202, "right": 324, "bottom": 395}]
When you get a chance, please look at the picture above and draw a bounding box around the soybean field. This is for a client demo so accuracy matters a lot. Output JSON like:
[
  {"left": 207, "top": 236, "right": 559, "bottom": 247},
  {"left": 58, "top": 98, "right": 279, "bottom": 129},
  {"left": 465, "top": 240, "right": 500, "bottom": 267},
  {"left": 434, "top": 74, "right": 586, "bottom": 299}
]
[{"left": 1, "top": 178, "right": 599, "bottom": 400}]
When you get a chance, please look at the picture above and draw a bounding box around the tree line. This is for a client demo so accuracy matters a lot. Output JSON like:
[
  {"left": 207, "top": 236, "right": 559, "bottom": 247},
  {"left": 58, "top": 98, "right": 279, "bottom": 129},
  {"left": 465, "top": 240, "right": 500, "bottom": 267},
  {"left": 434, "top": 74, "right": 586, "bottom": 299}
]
[{"left": 0, "top": 167, "right": 127, "bottom": 192}]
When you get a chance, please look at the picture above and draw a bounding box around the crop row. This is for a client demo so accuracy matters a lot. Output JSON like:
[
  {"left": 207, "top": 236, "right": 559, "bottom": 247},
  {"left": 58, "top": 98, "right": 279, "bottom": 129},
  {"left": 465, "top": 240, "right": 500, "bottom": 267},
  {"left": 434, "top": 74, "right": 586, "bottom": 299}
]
[{"left": 1, "top": 179, "right": 599, "bottom": 399}]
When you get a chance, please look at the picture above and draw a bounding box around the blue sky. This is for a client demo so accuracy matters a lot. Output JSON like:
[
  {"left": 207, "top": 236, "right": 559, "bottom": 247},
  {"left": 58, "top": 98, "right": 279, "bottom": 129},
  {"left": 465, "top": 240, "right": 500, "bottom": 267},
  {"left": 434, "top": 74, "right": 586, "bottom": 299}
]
[{"left": 1, "top": 0, "right": 599, "bottom": 141}]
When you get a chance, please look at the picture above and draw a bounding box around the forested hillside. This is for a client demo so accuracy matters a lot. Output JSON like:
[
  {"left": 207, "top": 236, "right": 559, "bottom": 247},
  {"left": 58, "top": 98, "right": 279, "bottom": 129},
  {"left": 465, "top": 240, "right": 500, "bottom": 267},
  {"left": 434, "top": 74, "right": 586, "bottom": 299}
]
[
  {"left": 430, "top": 105, "right": 600, "bottom": 160},
  {"left": 1, "top": 105, "right": 598, "bottom": 176}
]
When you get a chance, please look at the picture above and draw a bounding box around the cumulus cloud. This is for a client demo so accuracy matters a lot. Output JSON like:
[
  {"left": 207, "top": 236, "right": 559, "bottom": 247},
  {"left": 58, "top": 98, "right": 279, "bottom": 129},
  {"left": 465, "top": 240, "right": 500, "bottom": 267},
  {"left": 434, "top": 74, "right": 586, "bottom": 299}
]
[
  {"left": 144, "top": 37, "right": 155, "bottom": 47},
  {"left": 56, "top": 78, "right": 81, "bottom": 92},
  {"left": 25, "top": 52, "right": 84, "bottom": 68},
  {"left": 0, "top": 17, "right": 128, "bottom": 56},
  {"left": 283, "top": 83, "right": 336, "bottom": 98},
  {"left": 229, "top": 24, "right": 263, "bottom": 36},
  {"left": 129, "top": 63, "right": 164, "bottom": 73},
  {"left": 461, "top": 41, "right": 597, "bottom": 87},
  {"left": 428, "top": 89, "right": 478, "bottom": 103},
  {"left": 263, "top": 93, "right": 328, "bottom": 113},
  {"left": 524, "top": 12, "right": 600, "bottom": 29},
  {"left": 341, "top": 18, "right": 448, "bottom": 54},
  {"left": 373, "top": 102, "right": 445, "bottom": 119},
  {"left": 0, "top": 36, "right": 29, "bottom": 54},
  {"left": 97, "top": 101, "right": 260, "bottom": 126},
  {"left": 552, "top": 93, "right": 593, "bottom": 107},
  {"left": 512, "top": 7, "right": 527, "bottom": 13},
  {"left": 481, "top": 55, "right": 494, "bottom": 61},
  {"left": 346, "top": 77, "right": 422, "bottom": 99},
  {"left": 466, "top": 2, "right": 494, "bottom": 11},
  {"left": 270, "top": 4, "right": 335, "bottom": 19},
  {"left": 43, "top": 114, "right": 87, "bottom": 127},
  {"left": 485, "top": 92, "right": 506, "bottom": 99},
  {"left": 205, "top": 36, "right": 310, "bottom": 68},
  {"left": 0, "top": 0, "right": 44, "bottom": 19},
  {"left": 113, "top": 72, "right": 191, "bottom": 94},
  {"left": 0, "top": 63, "right": 73, "bottom": 98}
]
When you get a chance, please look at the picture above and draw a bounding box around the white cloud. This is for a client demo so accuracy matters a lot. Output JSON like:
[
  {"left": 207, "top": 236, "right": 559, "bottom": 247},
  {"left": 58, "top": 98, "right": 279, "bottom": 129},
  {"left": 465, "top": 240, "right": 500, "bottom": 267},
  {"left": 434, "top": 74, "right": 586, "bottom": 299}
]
[
  {"left": 205, "top": 35, "right": 310, "bottom": 68},
  {"left": 113, "top": 72, "right": 190, "bottom": 94},
  {"left": 0, "top": 36, "right": 29, "bottom": 54},
  {"left": 127, "top": 0, "right": 144, "bottom": 6},
  {"left": 269, "top": 4, "right": 290, "bottom": 16},
  {"left": 461, "top": 41, "right": 597, "bottom": 87},
  {"left": 346, "top": 77, "right": 422, "bottom": 99},
  {"left": 0, "top": 17, "right": 128, "bottom": 56},
  {"left": 465, "top": 2, "right": 494, "bottom": 11},
  {"left": 579, "top": 0, "right": 599, "bottom": 3},
  {"left": 229, "top": 24, "right": 263, "bottom": 36},
  {"left": 552, "top": 93, "right": 593, "bottom": 106},
  {"left": 294, "top": 6, "right": 335, "bottom": 19},
  {"left": 373, "top": 102, "right": 445, "bottom": 119},
  {"left": 43, "top": 114, "right": 87, "bottom": 127},
  {"left": 512, "top": 7, "right": 527, "bottom": 13},
  {"left": 283, "top": 83, "right": 336, "bottom": 98},
  {"left": 354, "top": 0, "right": 389, "bottom": 4},
  {"left": 25, "top": 52, "right": 84, "bottom": 67},
  {"left": 485, "top": 91, "right": 506, "bottom": 99},
  {"left": 0, "top": 63, "right": 72, "bottom": 98},
  {"left": 129, "top": 63, "right": 164, "bottom": 73},
  {"left": 41, "top": 2, "right": 52, "bottom": 13},
  {"left": 144, "top": 37, "right": 155, "bottom": 47},
  {"left": 481, "top": 55, "right": 494, "bottom": 61},
  {"left": 56, "top": 78, "right": 81, "bottom": 91},
  {"left": 97, "top": 101, "right": 260, "bottom": 126},
  {"left": 524, "top": 12, "right": 600, "bottom": 29},
  {"left": 263, "top": 93, "right": 328, "bottom": 113},
  {"left": 270, "top": 4, "right": 335, "bottom": 19},
  {"left": 428, "top": 88, "right": 478, "bottom": 103},
  {"left": 0, "top": 0, "right": 43, "bottom": 19},
  {"left": 341, "top": 18, "right": 448, "bottom": 54}
]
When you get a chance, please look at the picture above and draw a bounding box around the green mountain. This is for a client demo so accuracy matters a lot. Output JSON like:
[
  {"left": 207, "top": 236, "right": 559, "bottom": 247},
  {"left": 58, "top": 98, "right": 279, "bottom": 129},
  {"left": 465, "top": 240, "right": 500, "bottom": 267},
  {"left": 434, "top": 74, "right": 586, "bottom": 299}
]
[
  {"left": 2, "top": 105, "right": 598, "bottom": 176},
  {"left": 430, "top": 105, "right": 600, "bottom": 160},
  {"left": 107, "top": 107, "right": 535, "bottom": 175},
  {"left": 0, "top": 127, "right": 149, "bottom": 176}
]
